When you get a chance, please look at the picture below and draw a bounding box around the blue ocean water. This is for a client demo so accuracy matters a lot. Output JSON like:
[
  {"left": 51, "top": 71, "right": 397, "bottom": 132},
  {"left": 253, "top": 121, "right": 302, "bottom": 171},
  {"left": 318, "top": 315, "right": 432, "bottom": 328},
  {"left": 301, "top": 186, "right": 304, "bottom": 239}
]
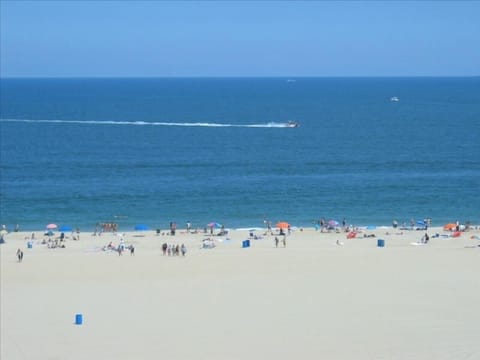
[{"left": 1, "top": 77, "right": 479, "bottom": 231}]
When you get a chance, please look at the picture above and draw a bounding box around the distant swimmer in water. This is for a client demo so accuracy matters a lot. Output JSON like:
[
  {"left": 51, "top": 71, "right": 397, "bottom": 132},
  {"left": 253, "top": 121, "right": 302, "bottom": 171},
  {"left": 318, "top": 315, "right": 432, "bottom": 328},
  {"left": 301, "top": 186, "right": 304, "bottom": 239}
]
[{"left": 286, "top": 121, "right": 299, "bottom": 128}]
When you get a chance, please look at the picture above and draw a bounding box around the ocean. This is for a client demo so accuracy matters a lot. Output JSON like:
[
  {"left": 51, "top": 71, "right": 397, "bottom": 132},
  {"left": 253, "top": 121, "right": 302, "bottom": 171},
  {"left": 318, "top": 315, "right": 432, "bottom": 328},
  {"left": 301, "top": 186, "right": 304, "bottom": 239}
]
[{"left": 1, "top": 77, "right": 479, "bottom": 231}]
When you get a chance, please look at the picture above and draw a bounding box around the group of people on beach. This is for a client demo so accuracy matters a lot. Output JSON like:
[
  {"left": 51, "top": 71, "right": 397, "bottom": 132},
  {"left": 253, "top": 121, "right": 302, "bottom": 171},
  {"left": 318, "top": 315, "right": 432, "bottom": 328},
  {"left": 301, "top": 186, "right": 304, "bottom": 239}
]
[
  {"left": 94, "top": 223, "right": 118, "bottom": 235},
  {"left": 316, "top": 217, "right": 354, "bottom": 233},
  {"left": 103, "top": 240, "right": 135, "bottom": 255},
  {"left": 162, "top": 243, "right": 187, "bottom": 256}
]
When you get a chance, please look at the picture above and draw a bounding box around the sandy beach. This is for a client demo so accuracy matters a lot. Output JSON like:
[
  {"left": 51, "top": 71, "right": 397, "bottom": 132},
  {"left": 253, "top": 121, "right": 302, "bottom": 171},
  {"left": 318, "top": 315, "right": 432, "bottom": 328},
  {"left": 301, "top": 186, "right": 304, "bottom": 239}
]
[{"left": 1, "top": 226, "right": 480, "bottom": 360}]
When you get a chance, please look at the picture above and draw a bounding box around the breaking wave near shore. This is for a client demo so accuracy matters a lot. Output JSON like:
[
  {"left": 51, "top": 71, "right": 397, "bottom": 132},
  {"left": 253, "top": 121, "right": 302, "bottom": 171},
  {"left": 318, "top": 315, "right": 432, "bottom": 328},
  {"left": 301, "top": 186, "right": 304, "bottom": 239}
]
[{"left": 1, "top": 118, "right": 295, "bottom": 128}]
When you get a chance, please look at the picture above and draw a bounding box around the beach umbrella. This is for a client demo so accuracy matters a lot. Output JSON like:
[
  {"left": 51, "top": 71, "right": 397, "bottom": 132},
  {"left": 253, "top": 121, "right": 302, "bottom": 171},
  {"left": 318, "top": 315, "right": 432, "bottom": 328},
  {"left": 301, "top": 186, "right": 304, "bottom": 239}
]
[
  {"left": 46, "top": 223, "right": 57, "bottom": 230},
  {"left": 443, "top": 223, "right": 456, "bottom": 231},
  {"left": 134, "top": 224, "right": 149, "bottom": 231},
  {"left": 207, "top": 222, "right": 222, "bottom": 228},
  {"left": 328, "top": 220, "right": 339, "bottom": 227},
  {"left": 276, "top": 222, "right": 290, "bottom": 229},
  {"left": 59, "top": 225, "right": 72, "bottom": 232}
]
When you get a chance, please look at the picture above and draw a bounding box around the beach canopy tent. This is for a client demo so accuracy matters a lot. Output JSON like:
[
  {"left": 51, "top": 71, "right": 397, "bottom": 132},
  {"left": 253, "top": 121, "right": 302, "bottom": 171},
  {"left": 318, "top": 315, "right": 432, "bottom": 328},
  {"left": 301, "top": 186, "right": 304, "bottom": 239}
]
[
  {"left": 46, "top": 223, "right": 57, "bottom": 230},
  {"left": 443, "top": 223, "right": 457, "bottom": 231},
  {"left": 276, "top": 222, "right": 290, "bottom": 229},
  {"left": 59, "top": 225, "right": 72, "bottom": 232},
  {"left": 134, "top": 224, "right": 149, "bottom": 231}
]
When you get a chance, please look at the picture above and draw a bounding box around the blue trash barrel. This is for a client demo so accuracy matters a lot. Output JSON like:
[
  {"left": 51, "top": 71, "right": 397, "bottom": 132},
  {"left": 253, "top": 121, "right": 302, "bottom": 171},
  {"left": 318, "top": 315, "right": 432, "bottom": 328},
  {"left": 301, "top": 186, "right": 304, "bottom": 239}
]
[
  {"left": 377, "top": 239, "right": 385, "bottom": 247},
  {"left": 242, "top": 240, "right": 250, "bottom": 248},
  {"left": 27, "top": 242, "right": 32, "bottom": 249},
  {"left": 75, "top": 314, "right": 83, "bottom": 325}
]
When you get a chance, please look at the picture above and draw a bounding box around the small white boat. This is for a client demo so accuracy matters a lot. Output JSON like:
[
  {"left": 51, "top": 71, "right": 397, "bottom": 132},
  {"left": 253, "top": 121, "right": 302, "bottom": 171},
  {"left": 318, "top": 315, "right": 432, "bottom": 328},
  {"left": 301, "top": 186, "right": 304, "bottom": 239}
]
[
  {"left": 390, "top": 96, "right": 399, "bottom": 102},
  {"left": 285, "top": 121, "right": 299, "bottom": 128}
]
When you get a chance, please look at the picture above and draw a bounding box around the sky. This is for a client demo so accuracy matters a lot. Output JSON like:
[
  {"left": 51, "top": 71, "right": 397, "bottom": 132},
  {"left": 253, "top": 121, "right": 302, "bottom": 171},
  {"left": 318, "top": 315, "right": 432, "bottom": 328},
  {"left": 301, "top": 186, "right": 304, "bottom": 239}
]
[{"left": 1, "top": 1, "right": 479, "bottom": 77}]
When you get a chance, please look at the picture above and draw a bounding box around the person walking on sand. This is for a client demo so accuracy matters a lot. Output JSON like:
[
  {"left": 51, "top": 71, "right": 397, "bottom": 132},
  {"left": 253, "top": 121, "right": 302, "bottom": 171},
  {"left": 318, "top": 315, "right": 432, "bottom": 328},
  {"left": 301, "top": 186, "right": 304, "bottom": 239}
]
[
  {"left": 275, "top": 236, "right": 279, "bottom": 248},
  {"left": 181, "top": 244, "right": 187, "bottom": 256},
  {"left": 17, "top": 248, "right": 23, "bottom": 262},
  {"left": 422, "top": 233, "right": 430, "bottom": 244},
  {"left": 282, "top": 235, "right": 287, "bottom": 247}
]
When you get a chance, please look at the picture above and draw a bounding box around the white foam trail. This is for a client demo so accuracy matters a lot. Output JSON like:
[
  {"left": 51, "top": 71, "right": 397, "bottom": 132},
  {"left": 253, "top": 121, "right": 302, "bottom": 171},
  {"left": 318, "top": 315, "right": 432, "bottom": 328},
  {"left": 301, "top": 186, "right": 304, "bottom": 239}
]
[{"left": 0, "top": 118, "right": 293, "bottom": 128}]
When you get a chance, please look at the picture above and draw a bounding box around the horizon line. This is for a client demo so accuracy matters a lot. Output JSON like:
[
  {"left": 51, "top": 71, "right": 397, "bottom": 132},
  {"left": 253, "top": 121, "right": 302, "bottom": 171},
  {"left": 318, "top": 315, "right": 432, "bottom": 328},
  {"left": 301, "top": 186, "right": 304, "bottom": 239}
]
[{"left": 2, "top": 75, "right": 479, "bottom": 80}]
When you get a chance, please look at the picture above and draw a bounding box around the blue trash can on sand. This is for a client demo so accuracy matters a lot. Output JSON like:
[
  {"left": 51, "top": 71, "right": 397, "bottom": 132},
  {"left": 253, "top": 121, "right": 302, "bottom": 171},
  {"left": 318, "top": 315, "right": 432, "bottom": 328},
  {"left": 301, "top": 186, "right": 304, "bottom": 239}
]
[
  {"left": 242, "top": 240, "right": 250, "bottom": 248},
  {"left": 75, "top": 314, "right": 83, "bottom": 325},
  {"left": 377, "top": 239, "right": 385, "bottom": 247},
  {"left": 27, "top": 242, "right": 32, "bottom": 249}
]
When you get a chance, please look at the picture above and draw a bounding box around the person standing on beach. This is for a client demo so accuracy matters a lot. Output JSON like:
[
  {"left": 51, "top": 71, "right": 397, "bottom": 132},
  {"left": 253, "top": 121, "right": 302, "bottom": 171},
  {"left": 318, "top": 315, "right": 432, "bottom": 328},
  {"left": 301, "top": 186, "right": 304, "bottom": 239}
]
[
  {"left": 282, "top": 235, "right": 287, "bottom": 247},
  {"left": 181, "top": 244, "right": 187, "bottom": 256},
  {"left": 423, "top": 233, "right": 429, "bottom": 244},
  {"left": 275, "top": 237, "right": 279, "bottom": 247},
  {"left": 16, "top": 248, "right": 23, "bottom": 262}
]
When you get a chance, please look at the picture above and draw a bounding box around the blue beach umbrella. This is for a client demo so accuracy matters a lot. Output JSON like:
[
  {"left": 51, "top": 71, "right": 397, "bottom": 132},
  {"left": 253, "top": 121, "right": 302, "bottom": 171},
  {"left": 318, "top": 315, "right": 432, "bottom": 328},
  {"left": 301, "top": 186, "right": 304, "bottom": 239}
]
[
  {"left": 134, "top": 224, "right": 149, "bottom": 231},
  {"left": 59, "top": 225, "right": 73, "bottom": 232},
  {"left": 416, "top": 220, "right": 426, "bottom": 226}
]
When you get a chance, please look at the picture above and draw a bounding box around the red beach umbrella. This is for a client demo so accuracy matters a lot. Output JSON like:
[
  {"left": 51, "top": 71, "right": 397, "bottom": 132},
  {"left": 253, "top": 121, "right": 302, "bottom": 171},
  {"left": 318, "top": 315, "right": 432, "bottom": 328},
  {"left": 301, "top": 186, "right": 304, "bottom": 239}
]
[
  {"left": 276, "top": 222, "right": 290, "bottom": 229},
  {"left": 46, "top": 223, "right": 58, "bottom": 229},
  {"left": 443, "top": 223, "right": 456, "bottom": 231}
]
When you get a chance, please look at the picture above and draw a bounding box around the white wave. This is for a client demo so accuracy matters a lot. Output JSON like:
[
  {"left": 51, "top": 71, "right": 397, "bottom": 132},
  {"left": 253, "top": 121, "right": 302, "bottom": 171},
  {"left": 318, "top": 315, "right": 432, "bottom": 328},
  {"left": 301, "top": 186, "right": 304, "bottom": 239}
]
[{"left": 0, "top": 118, "right": 294, "bottom": 128}]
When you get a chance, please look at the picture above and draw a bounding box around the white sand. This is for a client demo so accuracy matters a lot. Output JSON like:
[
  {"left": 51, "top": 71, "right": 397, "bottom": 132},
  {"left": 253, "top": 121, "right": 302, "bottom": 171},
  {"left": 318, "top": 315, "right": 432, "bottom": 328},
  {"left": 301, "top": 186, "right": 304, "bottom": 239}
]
[{"left": 1, "top": 227, "right": 480, "bottom": 360}]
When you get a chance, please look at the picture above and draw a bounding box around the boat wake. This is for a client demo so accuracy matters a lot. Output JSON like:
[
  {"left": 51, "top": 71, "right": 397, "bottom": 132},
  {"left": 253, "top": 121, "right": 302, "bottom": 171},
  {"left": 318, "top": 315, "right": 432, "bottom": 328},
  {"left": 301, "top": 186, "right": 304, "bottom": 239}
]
[{"left": 1, "top": 118, "right": 297, "bottom": 128}]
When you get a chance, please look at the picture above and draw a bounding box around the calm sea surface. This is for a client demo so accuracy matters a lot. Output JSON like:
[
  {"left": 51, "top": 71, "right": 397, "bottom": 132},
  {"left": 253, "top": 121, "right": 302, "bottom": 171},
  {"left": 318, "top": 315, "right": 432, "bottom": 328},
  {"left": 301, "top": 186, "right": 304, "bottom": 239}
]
[{"left": 1, "top": 78, "right": 479, "bottom": 231}]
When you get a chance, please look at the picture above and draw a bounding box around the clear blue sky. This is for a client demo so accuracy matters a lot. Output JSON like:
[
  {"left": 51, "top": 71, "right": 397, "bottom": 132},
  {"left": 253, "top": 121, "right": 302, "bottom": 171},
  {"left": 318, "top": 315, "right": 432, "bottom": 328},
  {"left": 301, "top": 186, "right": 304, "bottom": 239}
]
[{"left": 1, "top": 1, "right": 479, "bottom": 77}]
